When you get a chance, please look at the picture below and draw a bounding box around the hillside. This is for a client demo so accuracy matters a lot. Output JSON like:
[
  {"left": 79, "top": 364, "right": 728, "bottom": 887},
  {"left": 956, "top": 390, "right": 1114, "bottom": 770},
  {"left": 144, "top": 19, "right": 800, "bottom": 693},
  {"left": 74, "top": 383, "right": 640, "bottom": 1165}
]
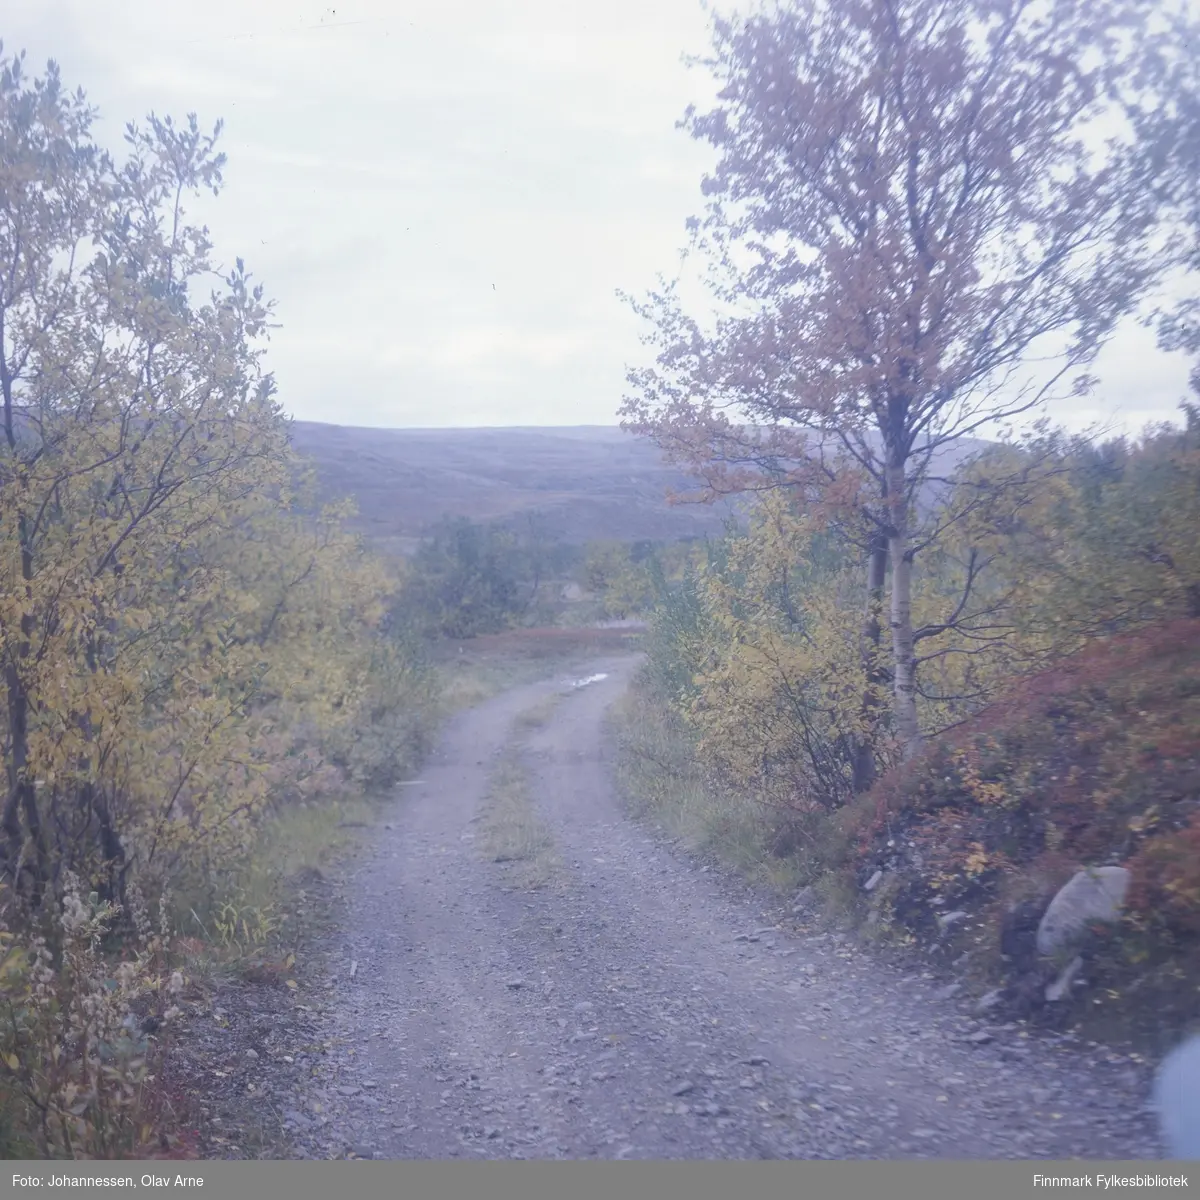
[
  {"left": 287, "top": 423, "right": 741, "bottom": 555},
  {"left": 288, "top": 422, "right": 988, "bottom": 556}
]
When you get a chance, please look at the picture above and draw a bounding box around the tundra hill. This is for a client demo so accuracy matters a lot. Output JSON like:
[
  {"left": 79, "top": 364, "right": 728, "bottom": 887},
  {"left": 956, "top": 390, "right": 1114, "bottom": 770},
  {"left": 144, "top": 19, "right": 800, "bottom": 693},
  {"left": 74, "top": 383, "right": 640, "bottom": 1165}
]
[
  {"left": 288, "top": 422, "right": 991, "bottom": 557},
  {"left": 287, "top": 423, "right": 741, "bottom": 555}
]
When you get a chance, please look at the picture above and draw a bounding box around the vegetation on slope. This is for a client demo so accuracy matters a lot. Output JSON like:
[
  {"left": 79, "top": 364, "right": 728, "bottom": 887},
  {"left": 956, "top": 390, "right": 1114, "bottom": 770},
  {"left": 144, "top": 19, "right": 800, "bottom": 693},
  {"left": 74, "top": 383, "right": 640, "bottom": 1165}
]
[
  {"left": 843, "top": 617, "right": 1200, "bottom": 1050},
  {"left": 390, "top": 513, "right": 705, "bottom": 639},
  {"left": 614, "top": 416, "right": 1200, "bottom": 1050},
  {"left": 611, "top": 0, "right": 1200, "bottom": 1055}
]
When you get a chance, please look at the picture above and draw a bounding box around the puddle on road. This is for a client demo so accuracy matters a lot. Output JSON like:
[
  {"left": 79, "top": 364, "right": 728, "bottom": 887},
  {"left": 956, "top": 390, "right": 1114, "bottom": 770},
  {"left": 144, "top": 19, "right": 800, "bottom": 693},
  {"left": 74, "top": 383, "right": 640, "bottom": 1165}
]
[{"left": 567, "top": 673, "right": 610, "bottom": 690}]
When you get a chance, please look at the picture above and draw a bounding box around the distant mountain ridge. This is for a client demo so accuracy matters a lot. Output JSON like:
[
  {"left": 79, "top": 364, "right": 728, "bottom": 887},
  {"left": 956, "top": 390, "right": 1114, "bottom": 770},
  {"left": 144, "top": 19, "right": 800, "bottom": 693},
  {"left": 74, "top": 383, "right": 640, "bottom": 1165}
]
[
  {"left": 287, "top": 423, "right": 740, "bottom": 554},
  {"left": 287, "top": 422, "right": 990, "bottom": 556}
]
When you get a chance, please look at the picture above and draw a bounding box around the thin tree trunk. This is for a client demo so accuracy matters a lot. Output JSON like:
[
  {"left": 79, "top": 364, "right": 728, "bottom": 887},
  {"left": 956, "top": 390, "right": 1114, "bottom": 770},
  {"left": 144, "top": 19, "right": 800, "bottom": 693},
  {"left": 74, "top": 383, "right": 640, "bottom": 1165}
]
[
  {"left": 0, "top": 311, "right": 46, "bottom": 899},
  {"left": 3, "top": 663, "right": 30, "bottom": 863},
  {"left": 886, "top": 461, "right": 922, "bottom": 760},
  {"left": 851, "top": 531, "right": 888, "bottom": 792},
  {"left": 2, "top": 523, "right": 49, "bottom": 902},
  {"left": 82, "top": 633, "right": 127, "bottom": 905},
  {"left": 4, "top": 661, "right": 47, "bottom": 904}
]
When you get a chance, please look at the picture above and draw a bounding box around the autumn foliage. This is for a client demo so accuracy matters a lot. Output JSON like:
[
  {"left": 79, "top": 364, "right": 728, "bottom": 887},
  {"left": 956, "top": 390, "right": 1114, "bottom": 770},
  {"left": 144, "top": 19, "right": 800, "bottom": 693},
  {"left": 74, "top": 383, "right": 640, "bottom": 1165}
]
[
  {"left": 630, "top": 416, "right": 1200, "bottom": 1037},
  {"left": 616, "top": 0, "right": 1200, "bottom": 1041},
  {"left": 851, "top": 618, "right": 1200, "bottom": 914},
  {"left": 0, "top": 49, "right": 436, "bottom": 1154},
  {"left": 622, "top": 0, "right": 1190, "bottom": 761}
]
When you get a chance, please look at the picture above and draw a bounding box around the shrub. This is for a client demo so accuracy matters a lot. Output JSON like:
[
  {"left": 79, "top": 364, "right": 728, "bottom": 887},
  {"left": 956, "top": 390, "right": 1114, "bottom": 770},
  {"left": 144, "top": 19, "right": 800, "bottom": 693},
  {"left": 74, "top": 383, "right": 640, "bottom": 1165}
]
[
  {"left": 0, "top": 880, "right": 181, "bottom": 1158},
  {"left": 1128, "top": 814, "right": 1200, "bottom": 938}
]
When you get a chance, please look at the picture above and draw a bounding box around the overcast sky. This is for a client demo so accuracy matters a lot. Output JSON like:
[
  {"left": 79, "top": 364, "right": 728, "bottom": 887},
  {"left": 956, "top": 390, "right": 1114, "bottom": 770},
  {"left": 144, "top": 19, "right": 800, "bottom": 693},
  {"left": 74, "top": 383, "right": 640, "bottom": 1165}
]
[{"left": 5, "top": 0, "right": 1195, "bottom": 434}]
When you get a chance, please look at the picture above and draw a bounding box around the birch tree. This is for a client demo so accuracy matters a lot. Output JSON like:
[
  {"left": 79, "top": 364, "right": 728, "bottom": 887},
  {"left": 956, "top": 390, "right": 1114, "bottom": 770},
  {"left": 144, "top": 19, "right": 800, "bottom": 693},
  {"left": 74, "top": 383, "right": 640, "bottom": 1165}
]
[
  {"left": 1141, "top": 6, "right": 1200, "bottom": 393},
  {"left": 622, "top": 0, "right": 1190, "bottom": 760},
  {"left": 0, "top": 49, "right": 415, "bottom": 909}
]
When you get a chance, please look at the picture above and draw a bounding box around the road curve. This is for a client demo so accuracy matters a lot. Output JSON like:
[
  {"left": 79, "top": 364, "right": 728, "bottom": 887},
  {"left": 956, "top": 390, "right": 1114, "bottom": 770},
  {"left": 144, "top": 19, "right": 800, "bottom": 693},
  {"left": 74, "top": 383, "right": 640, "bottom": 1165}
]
[{"left": 286, "top": 656, "right": 1163, "bottom": 1160}]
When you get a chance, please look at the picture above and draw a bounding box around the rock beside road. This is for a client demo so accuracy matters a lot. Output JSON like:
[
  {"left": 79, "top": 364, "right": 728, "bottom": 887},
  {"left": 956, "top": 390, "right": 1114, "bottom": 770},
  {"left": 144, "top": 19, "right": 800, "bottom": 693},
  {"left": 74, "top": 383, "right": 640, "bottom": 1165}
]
[{"left": 1036, "top": 867, "right": 1131, "bottom": 957}]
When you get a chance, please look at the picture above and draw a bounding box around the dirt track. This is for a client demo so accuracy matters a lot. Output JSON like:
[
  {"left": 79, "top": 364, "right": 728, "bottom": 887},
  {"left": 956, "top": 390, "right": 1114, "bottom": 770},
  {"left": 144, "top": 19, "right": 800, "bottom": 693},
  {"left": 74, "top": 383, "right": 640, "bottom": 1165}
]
[{"left": 282, "top": 655, "right": 1164, "bottom": 1159}]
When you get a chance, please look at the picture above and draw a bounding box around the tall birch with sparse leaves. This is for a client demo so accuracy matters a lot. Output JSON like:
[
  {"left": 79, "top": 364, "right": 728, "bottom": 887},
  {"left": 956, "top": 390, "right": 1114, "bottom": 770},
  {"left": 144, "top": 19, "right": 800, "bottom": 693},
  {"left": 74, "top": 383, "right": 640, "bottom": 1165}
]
[{"left": 621, "top": 0, "right": 1193, "bottom": 763}]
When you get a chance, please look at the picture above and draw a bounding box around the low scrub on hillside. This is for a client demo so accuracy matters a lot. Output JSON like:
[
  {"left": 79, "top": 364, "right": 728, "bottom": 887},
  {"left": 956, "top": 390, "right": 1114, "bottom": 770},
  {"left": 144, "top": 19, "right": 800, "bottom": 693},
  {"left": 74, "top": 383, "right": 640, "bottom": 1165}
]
[
  {"left": 390, "top": 515, "right": 704, "bottom": 637},
  {"left": 839, "top": 618, "right": 1200, "bottom": 1048}
]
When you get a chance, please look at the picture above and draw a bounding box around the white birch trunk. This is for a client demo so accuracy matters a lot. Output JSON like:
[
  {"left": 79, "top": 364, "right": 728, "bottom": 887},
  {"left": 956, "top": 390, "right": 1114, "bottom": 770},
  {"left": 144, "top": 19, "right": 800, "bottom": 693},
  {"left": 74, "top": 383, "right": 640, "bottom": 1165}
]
[
  {"left": 851, "top": 533, "right": 889, "bottom": 792},
  {"left": 886, "top": 461, "right": 922, "bottom": 759}
]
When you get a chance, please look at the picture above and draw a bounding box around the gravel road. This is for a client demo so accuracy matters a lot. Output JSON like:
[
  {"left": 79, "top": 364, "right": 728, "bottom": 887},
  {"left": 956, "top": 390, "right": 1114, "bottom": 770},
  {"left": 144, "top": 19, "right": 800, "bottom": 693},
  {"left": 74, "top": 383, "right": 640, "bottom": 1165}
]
[{"left": 283, "top": 655, "right": 1165, "bottom": 1160}]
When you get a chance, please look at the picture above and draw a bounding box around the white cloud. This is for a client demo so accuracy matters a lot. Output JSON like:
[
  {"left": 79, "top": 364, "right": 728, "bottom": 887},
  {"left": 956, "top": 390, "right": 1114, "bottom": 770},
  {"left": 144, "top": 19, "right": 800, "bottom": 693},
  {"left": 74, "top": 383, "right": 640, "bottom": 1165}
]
[
  {"left": 379, "top": 328, "right": 596, "bottom": 370},
  {"left": 124, "top": 62, "right": 280, "bottom": 103},
  {"left": 2, "top": 0, "right": 1194, "bottom": 433}
]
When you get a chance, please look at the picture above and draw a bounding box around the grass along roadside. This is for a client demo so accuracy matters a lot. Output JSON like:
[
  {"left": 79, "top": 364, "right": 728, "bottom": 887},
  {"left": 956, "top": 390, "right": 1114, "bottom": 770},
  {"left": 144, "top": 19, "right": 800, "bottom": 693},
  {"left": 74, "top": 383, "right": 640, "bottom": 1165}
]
[
  {"left": 608, "top": 650, "right": 1200, "bottom": 1057},
  {"left": 184, "top": 628, "right": 622, "bottom": 988},
  {"left": 607, "top": 681, "right": 807, "bottom": 897},
  {"left": 179, "top": 632, "right": 590, "bottom": 969},
  {"left": 197, "top": 628, "right": 622, "bottom": 971}
]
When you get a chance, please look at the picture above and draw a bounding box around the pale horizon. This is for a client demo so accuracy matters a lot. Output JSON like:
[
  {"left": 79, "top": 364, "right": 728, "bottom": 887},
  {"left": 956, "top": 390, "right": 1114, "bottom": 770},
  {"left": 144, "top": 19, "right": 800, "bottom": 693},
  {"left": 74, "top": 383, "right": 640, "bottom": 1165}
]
[{"left": 5, "top": 0, "right": 1196, "bottom": 439}]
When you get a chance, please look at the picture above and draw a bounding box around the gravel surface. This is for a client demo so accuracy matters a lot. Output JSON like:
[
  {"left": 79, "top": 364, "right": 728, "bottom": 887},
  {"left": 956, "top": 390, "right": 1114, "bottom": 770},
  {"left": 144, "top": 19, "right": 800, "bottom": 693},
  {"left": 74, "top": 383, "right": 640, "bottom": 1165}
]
[{"left": 278, "top": 655, "right": 1165, "bottom": 1160}]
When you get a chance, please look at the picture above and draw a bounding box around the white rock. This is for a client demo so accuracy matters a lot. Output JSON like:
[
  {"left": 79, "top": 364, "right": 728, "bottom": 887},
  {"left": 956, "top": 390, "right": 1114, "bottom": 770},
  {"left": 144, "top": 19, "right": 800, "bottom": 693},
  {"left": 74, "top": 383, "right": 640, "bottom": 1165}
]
[{"left": 1035, "top": 866, "right": 1130, "bottom": 956}]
